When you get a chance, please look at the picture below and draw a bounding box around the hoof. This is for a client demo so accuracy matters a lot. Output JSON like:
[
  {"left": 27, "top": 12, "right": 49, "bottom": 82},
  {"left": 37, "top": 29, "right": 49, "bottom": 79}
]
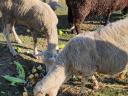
[
  {"left": 16, "top": 40, "right": 23, "bottom": 44},
  {"left": 32, "top": 54, "right": 40, "bottom": 59},
  {"left": 93, "top": 82, "right": 105, "bottom": 90},
  {"left": 71, "top": 29, "right": 78, "bottom": 34},
  {"left": 33, "top": 51, "right": 40, "bottom": 59}
]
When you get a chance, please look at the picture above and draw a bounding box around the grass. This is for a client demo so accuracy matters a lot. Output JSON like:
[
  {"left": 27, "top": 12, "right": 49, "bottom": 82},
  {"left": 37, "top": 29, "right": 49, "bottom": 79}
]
[{"left": 0, "top": 0, "right": 128, "bottom": 96}]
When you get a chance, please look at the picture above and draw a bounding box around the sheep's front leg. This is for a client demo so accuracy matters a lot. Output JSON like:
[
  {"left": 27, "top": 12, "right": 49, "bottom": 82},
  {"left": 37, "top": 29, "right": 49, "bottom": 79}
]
[
  {"left": 104, "top": 10, "right": 111, "bottom": 25},
  {"left": 3, "top": 24, "right": 18, "bottom": 56},
  {"left": 68, "top": 7, "right": 76, "bottom": 33},
  {"left": 72, "top": 5, "right": 91, "bottom": 34},
  {"left": 67, "top": 6, "right": 73, "bottom": 26},
  {"left": 11, "top": 25, "right": 22, "bottom": 44}
]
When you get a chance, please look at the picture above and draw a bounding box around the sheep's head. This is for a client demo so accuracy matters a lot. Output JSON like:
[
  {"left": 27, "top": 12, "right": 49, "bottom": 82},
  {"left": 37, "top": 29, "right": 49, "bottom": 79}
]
[
  {"left": 34, "top": 78, "right": 59, "bottom": 96},
  {"left": 33, "top": 63, "right": 63, "bottom": 96},
  {"left": 34, "top": 50, "right": 58, "bottom": 62},
  {"left": 34, "top": 50, "right": 58, "bottom": 71},
  {"left": 48, "top": 1, "right": 63, "bottom": 10}
]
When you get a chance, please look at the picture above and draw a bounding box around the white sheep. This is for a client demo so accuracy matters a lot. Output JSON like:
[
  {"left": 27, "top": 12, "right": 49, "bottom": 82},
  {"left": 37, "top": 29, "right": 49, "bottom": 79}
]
[
  {"left": 0, "top": 0, "right": 58, "bottom": 59},
  {"left": 34, "top": 18, "right": 128, "bottom": 96}
]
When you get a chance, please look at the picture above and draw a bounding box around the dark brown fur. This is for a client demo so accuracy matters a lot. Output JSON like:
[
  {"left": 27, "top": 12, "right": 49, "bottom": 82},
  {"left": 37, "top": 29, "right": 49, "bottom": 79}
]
[{"left": 66, "top": 0, "right": 128, "bottom": 34}]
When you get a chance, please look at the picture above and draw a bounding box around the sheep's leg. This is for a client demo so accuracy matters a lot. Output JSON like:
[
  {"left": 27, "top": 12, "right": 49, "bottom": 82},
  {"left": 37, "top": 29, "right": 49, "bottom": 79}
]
[
  {"left": 91, "top": 75, "right": 99, "bottom": 90},
  {"left": 80, "top": 76, "right": 89, "bottom": 96},
  {"left": 73, "top": 6, "right": 91, "bottom": 34},
  {"left": 67, "top": 7, "right": 73, "bottom": 26},
  {"left": 3, "top": 24, "right": 18, "bottom": 56},
  {"left": 11, "top": 25, "right": 22, "bottom": 44},
  {"left": 104, "top": 11, "right": 111, "bottom": 25},
  {"left": 31, "top": 31, "right": 38, "bottom": 55},
  {"left": 74, "top": 23, "right": 81, "bottom": 34},
  {"left": 71, "top": 11, "right": 81, "bottom": 34},
  {"left": 80, "top": 75, "right": 99, "bottom": 95},
  {"left": 66, "top": 1, "right": 75, "bottom": 33},
  {"left": 68, "top": 9, "right": 75, "bottom": 34}
]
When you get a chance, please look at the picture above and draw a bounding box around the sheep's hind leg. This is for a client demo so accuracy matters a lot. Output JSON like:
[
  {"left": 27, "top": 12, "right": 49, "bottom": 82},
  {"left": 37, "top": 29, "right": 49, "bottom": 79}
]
[
  {"left": 91, "top": 75, "right": 100, "bottom": 90},
  {"left": 11, "top": 25, "right": 22, "bottom": 44},
  {"left": 80, "top": 76, "right": 90, "bottom": 96},
  {"left": 31, "top": 31, "right": 38, "bottom": 58},
  {"left": 3, "top": 24, "right": 18, "bottom": 56}
]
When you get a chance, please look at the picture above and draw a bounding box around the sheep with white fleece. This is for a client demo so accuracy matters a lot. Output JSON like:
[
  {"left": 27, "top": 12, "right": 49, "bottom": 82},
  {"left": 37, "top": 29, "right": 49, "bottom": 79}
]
[
  {"left": 0, "top": 0, "right": 58, "bottom": 60},
  {"left": 34, "top": 18, "right": 128, "bottom": 96}
]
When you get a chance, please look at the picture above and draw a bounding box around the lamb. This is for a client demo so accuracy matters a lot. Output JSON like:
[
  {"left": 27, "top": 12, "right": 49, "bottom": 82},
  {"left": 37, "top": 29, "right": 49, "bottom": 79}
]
[
  {"left": 0, "top": 0, "right": 58, "bottom": 60},
  {"left": 33, "top": 18, "right": 128, "bottom": 96},
  {"left": 66, "top": 0, "right": 128, "bottom": 34}
]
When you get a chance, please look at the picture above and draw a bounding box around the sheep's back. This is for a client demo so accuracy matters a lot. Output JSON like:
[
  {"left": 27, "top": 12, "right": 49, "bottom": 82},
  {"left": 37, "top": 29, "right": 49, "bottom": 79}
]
[
  {"left": 94, "top": 19, "right": 128, "bottom": 74},
  {"left": 66, "top": 0, "right": 128, "bottom": 17},
  {"left": 11, "top": 0, "right": 58, "bottom": 30},
  {"left": 58, "top": 32, "right": 98, "bottom": 76},
  {"left": 90, "top": 0, "right": 128, "bottom": 15}
]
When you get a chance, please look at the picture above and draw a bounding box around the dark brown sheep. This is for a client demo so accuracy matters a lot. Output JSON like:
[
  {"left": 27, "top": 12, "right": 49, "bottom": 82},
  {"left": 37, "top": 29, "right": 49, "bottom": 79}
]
[{"left": 66, "top": 0, "right": 128, "bottom": 34}]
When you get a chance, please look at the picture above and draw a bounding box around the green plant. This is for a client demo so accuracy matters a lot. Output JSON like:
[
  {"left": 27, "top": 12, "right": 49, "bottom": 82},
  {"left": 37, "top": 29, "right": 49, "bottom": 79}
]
[
  {"left": 2, "top": 61, "right": 26, "bottom": 86},
  {"left": 2, "top": 75, "right": 26, "bottom": 86},
  {"left": 14, "top": 61, "right": 25, "bottom": 80},
  {"left": 58, "top": 29, "right": 64, "bottom": 35}
]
